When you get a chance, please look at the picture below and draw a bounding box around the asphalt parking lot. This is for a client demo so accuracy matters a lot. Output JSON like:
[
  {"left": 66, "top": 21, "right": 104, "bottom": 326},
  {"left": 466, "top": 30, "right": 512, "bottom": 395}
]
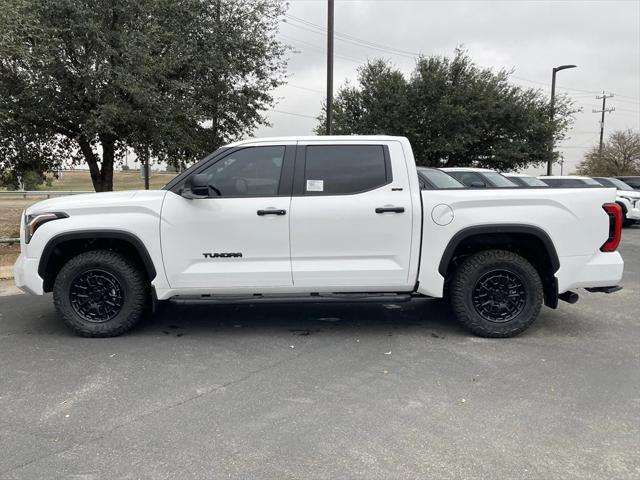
[{"left": 1, "top": 227, "right": 639, "bottom": 480}]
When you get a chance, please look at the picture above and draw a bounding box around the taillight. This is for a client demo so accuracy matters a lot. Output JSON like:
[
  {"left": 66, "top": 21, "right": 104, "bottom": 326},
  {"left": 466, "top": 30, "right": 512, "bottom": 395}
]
[{"left": 600, "top": 203, "right": 622, "bottom": 252}]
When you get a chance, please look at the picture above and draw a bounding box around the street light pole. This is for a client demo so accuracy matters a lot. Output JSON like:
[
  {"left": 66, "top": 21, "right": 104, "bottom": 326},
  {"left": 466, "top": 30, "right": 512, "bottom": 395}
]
[
  {"left": 326, "top": 0, "right": 334, "bottom": 135},
  {"left": 547, "top": 64, "right": 577, "bottom": 176}
]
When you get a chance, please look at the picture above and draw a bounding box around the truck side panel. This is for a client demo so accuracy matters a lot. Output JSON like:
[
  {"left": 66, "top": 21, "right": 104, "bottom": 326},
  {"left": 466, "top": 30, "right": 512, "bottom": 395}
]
[{"left": 417, "top": 187, "right": 624, "bottom": 297}]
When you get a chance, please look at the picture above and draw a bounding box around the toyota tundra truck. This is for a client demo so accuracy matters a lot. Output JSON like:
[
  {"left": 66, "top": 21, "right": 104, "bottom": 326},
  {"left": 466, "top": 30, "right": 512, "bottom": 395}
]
[{"left": 13, "top": 136, "right": 625, "bottom": 338}]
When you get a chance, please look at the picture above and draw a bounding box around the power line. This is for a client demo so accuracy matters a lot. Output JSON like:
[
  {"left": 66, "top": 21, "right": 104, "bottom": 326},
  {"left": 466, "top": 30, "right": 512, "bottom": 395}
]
[
  {"left": 284, "top": 14, "right": 640, "bottom": 102},
  {"left": 284, "top": 83, "right": 325, "bottom": 94},
  {"left": 285, "top": 14, "right": 421, "bottom": 58},
  {"left": 270, "top": 109, "right": 317, "bottom": 119},
  {"left": 283, "top": 15, "right": 418, "bottom": 59},
  {"left": 280, "top": 33, "right": 365, "bottom": 63}
]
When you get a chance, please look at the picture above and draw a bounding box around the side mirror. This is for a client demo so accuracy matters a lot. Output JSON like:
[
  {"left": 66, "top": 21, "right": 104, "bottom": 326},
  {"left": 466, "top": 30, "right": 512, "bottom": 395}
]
[
  {"left": 181, "top": 174, "right": 210, "bottom": 199},
  {"left": 469, "top": 181, "right": 486, "bottom": 188}
]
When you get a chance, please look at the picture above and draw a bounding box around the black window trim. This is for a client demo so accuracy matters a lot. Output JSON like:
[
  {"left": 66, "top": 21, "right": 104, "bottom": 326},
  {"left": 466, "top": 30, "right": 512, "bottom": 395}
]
[
  {"left": 165, "top": 145, "right": 295, "bottom": 198},
  {"left": 292, "top": 144, "right": 393, "bottom": 197}
]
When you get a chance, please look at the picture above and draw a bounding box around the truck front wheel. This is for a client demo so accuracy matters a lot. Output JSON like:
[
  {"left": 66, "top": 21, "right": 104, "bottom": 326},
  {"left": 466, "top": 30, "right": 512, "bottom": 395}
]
[
  {"left": 53, "top": 250, "right": 148, "bottom": 337},
  {"left": 449, "top": 249, "right": 543, "bottom": 338}
]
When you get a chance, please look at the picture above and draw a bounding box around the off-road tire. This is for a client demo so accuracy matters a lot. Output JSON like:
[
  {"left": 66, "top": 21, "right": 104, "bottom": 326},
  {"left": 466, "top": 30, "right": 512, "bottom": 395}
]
[
  {"left": 449, "top": 249, "right": 543, "bottom": 338},
  {"left": 53, "top": 250, "right": 148, "bottom": 337}
]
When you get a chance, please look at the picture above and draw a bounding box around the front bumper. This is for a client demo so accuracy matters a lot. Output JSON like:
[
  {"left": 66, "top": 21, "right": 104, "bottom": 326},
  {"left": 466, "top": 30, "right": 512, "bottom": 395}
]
[{"left": 13, "top": 252, "right": 44, "bottom": 295}]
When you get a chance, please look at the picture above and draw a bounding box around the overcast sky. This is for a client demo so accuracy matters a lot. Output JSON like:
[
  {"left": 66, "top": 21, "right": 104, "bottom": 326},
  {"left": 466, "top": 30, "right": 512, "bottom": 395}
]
[{"left": 255, "top": 0, "right": 640, "bottom": 174}]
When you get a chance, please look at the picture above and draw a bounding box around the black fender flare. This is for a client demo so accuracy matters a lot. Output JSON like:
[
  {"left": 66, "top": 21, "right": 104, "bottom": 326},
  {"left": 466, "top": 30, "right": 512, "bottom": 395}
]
[
  {"left": 38, "top": 230, "right": 157, "bottom": 281},
  {"left": 438, "top": 224, "right": 560, "bottom": 277}
]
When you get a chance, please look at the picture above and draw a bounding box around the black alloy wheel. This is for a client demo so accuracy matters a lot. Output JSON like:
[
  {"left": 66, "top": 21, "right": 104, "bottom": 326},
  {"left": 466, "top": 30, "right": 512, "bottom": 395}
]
[
  {"left": 471, "top": 269, "right": 526, "bottom": 323},
  {"left": 53, "top": 250, "right": 148, "bottom": 337},
  {"left": 69, "top": 269, "right": 125, "bottom": 323},
  {"left": 449, "top": 249, "right": 543, "bottom": 338}
]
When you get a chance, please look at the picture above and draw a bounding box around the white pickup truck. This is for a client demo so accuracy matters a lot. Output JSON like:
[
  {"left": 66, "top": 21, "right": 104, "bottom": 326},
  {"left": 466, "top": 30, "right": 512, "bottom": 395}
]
[{"left": 14, "top": 136, "right": 624, "bottom": 338}]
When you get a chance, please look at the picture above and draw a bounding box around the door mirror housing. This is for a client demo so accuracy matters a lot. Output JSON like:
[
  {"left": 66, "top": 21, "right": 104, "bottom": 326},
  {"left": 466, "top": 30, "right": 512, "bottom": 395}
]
[
  {"left": 469, "top": 181, "right": 486, "bottom": 188},
  {"left": 182, "top": 174, "right": 210, "bottom": 199}
]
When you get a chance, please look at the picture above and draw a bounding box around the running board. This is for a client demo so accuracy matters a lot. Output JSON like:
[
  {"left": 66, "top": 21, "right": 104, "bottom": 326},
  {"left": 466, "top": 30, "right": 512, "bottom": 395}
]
[{"left": 169, "top": 292, "right": 414, "bottom": 305}]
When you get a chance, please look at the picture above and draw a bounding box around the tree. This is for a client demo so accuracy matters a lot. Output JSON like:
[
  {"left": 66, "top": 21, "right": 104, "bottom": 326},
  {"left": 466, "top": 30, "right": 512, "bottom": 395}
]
[
  {"left": 0, "top": 0, "right": 288, "bottom": 191},
  {"left": 575, "top": 130, "right": 640, "bottom": 176},
  {"left": 317, "top": 49, "right": 576, "bottom": 170},
  {"left": 0, "top": 120, "right": 66, "bottom": 189}
]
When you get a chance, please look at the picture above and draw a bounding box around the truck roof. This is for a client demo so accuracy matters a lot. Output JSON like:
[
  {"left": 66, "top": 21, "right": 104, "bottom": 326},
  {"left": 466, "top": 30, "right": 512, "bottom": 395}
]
[
  {"left": 226, "top": 135, "right": 409, "bottom": 147},
  {"left": 440, "top": 167, "right": 495, "bottom": 172}
]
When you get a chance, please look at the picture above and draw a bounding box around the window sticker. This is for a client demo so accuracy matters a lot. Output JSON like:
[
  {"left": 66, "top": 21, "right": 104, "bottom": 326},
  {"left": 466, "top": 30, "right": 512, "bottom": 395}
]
[{"left": 306, "top": 179, "right": 324, "bottom": 192}]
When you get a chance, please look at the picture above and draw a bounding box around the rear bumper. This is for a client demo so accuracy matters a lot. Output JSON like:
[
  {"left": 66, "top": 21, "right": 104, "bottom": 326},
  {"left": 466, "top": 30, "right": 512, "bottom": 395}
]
[
  {"left": 13, "top": 253, "right": 44, "bottom": 295},
  {"left": 556, "top": 251, "right": 624, "bottom": 293}
]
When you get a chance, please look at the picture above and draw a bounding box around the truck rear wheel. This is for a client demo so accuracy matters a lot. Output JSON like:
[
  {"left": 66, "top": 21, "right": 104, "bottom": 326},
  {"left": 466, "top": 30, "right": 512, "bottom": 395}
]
[
  {"left": 53, "top": 250, "right": 148, "bottom": 337},
  {"left": 449, "top": 249, "right": 543, "bottom": 338}
]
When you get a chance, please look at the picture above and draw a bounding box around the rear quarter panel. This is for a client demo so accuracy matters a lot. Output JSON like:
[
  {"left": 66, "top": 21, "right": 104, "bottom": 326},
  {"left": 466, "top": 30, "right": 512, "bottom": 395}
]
[{"left": 417, "top": 187, "right": 619, "bottom": 297}]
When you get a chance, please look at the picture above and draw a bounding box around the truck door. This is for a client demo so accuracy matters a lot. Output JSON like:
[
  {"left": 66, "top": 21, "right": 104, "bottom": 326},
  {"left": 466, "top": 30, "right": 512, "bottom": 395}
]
[
  {"left": 160, "top": 144, "right": 294, "bottom": 290},
  {"left": 289, "top": 141, "right": 415, "bottom": 290}
]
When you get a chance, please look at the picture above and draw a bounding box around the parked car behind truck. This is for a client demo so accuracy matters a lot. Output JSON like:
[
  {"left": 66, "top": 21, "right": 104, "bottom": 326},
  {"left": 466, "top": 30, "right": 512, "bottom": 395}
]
[
  {"left": 540, "top": 175, "right": 640, "bottom": 226},
  {"left": 440, "top": 167, "right": 518, "bottom": 188},
  {"left": 503, "top": 173, "right": 549, "bottom": 187},
  {"left": 15, "top": 136, "right": 624, "bottom": 338}
]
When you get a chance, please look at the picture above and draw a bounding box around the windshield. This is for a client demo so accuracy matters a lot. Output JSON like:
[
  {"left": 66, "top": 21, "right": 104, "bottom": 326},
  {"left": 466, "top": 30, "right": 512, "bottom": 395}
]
[
  {"left": 580, "top": 177, "right": 603, "bottom": 186},
  {"left": 482, "top": 172, "right": 518, "bottom": 187},
  {"left": 598, "top": 177, "right": 635, "bottom": 191},
  {"left": 516, "top": 176, "right": 548, "bottom": 187},
  {"left": 418, "top": 168, "right": 465, "bottom": 189}
]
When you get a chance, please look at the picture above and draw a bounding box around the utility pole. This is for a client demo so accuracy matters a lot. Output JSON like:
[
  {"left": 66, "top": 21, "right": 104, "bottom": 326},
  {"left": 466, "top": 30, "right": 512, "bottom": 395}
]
[
  {"left": 559, "top": 153, "right": 564, "bottom": 175},
  {"left": 593, "top": 92, "right": 615, "bottom": 155},
  {"left": 326, "top": 0, "right": 334, "bottom": 135}
]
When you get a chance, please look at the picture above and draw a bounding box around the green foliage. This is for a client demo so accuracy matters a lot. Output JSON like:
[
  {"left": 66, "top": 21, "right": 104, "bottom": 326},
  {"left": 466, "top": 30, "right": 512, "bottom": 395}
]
[
  {"left": 575, "top": 130, "right": 640, "bottom": 176},
  {"left": 0, "top": 168, "right": 50, "bottom": 190},
  {"left": 0, "top": 120, "right": 66, "bottom": 189},
  {"left": 0, "top": 0, "right": 288, "bottom": 191},
  {"left": 317, "top": 49, "right": 576, "bottom": 170}
]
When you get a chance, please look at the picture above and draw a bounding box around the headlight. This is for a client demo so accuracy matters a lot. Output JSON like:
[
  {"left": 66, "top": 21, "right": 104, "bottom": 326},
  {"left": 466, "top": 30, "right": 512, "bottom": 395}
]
[{"left": 24, "top": 212, "right": 68, "bottom": 244}]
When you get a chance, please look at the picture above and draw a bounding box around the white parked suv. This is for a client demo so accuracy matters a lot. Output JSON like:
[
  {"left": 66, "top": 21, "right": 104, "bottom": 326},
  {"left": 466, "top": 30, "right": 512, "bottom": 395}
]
[
  {"left": 592, "top": 177, "right": 640, "bottom": 226},
  {"left": 14, "top": 136, "right": 624, "bottom": 338},
  {"left": 539, "top": 175, "right": 640, "bottom": 226}
]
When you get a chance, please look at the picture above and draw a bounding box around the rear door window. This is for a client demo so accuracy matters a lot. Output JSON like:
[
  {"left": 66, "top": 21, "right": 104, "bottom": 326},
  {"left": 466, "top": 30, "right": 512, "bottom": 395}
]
[{"left": 304, "top": 145, "right": 390, "bottom": 195}]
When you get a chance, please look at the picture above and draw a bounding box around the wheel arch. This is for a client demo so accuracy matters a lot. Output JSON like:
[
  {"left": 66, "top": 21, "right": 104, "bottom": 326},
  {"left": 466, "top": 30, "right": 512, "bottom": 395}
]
[
  {"left": 38, "top": 231, "right": 157, "bottom": 293},
  {"left": 439, "top": 224, "right": 560, "bottom": 308}
]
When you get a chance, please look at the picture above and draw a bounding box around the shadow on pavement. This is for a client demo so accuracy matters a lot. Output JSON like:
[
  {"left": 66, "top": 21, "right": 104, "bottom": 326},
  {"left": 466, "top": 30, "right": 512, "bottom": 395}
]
[{"left": 138, "top": 298, "right": 465, "bottom": 339}]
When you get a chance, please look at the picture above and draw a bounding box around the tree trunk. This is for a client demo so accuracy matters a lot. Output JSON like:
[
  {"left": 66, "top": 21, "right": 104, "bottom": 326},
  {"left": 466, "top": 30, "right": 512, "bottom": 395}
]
[
  {"left": 140, "top": 148, "right": 150, "bottom": 190},
  {"left": 77, "top": 136, "right": 103, "bottom": 192},
  {"left": 77, "top": 136, "right": 115, "bottom": 192},
  {"left": 100, "top": 136, "right": 115, "bottom": 192}
]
